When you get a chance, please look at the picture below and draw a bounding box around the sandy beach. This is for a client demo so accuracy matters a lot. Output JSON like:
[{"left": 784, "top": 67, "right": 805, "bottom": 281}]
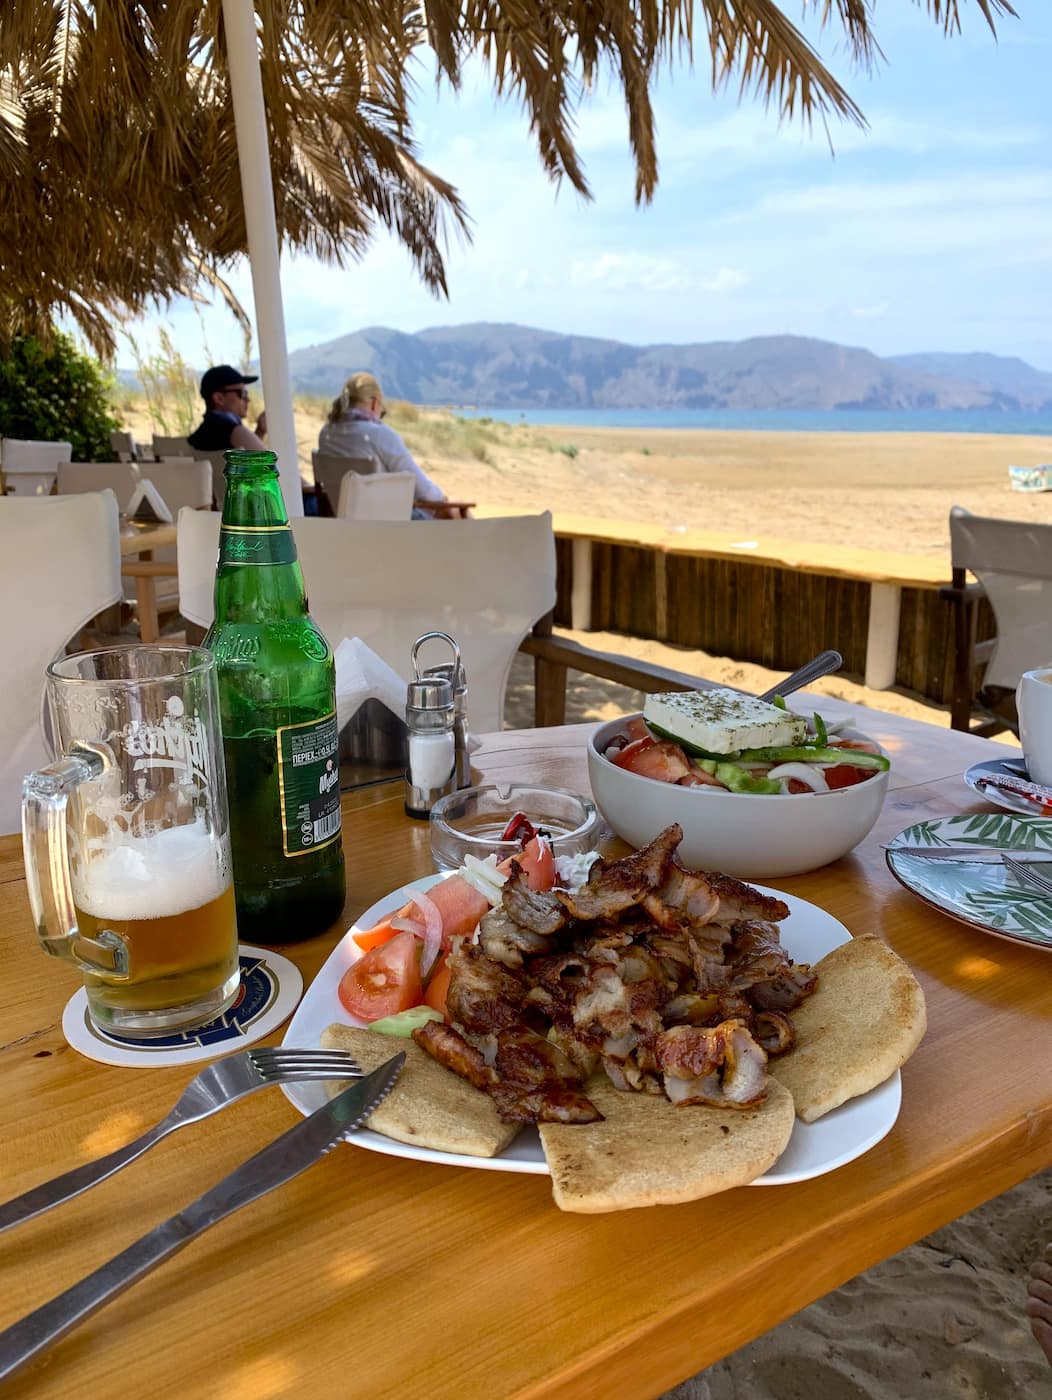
[{"left": 123, "top": 395, "right": 1052, "bottom": 1390}]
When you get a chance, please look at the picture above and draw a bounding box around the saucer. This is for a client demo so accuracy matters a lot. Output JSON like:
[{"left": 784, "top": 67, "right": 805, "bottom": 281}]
[{"left": 964, "top": 756, "right": 1050, "bottom": 817}]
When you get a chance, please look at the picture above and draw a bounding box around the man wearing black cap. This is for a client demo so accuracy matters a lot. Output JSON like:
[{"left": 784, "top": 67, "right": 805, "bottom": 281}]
[{"left": 187, "top": 365, "right": 267, "bottom": 453}]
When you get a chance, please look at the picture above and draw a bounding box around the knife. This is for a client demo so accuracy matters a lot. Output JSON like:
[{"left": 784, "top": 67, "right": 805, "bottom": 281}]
[
  {"left": 0, "top": 1053, "right": 404, "bottom": 1383},
  {"left": 884, "top": 845, "right": 1052, "bottom": 864}
]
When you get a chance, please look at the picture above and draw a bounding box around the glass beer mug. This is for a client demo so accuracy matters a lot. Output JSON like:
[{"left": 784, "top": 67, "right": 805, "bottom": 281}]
[{"left": 22, "top": 646, "right": 240, "bottom": 1036}]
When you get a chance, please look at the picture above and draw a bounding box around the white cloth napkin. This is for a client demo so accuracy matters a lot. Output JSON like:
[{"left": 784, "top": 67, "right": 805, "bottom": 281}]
[{"left": 333, "top": 637, "right": 407, "bottom": 731}]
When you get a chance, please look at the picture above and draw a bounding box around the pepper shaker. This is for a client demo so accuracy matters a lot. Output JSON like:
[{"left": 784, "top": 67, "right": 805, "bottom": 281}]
[
  {"left": 404, "top": 674, "right": 456, "bottom": 818},
  {"left": 411, "top": 631, "right": 472, "bottom": 790}
]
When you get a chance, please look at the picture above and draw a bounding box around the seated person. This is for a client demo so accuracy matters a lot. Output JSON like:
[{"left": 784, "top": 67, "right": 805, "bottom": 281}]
[
  {"left": 187, "top": 365, "right": 267, "bottom": 453},
  {"left": 317, "top": 372, "right": 447, "bottom": 514}
]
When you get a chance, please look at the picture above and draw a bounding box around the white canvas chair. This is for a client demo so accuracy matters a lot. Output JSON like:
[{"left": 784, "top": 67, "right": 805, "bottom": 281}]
[
  {"left": 151, "top": 434, "right": 192, "bottom": 460},
  {"left": 1, "top": 438, "right": 72, "bottom": 497},
  {"left": 178, "top": 510, "right": 557, "bottom": 733},
  {"left": 312, "top": 451, "right": 378, "bottom": 515},
  {"left": 57, "top": 461, "right": 141, "bottom": 512},
  {"left": 944, "top": 505, "right": 1052, "bottom": 735},
  {"left": 109, "top": 430, "right": 144, "bottom": 462},
  {"left": 337, "top": 470, "right": 416, "bottom": 521},
  {"left": 137, "top": 460, "right": 212, "bottom": 609},
  {"left": 191, "top": 449, "right": 229, "bottom": 509},
  {"left": 0, "top": 492, "right": 122, "bottom": 832},
  {"left": 142, "top": 460, "right": 212, "bottom": 513}
]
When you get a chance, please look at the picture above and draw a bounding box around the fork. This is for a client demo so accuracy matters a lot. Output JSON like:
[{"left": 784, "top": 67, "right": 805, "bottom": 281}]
[
  {"left": 1003, "top": 856, "right": 1052, "bottom": 899},
  {"left": 0, "top": 1046, "right": 362, "bottom": 1236}
]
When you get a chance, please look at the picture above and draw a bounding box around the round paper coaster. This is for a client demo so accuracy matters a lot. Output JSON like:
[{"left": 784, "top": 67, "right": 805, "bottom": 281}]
[{"left": 61, "top": 946, "right": 303, "bottom": 1068}]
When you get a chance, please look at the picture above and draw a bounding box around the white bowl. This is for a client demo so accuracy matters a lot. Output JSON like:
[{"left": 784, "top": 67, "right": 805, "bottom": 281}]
[{"left": 586, "top": 714, "right": 889, "bottom": 879}]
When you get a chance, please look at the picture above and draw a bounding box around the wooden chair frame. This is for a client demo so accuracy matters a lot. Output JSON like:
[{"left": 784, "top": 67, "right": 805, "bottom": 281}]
[{"left": 938, "top": 569, "right": 1013, "bottom": 739}]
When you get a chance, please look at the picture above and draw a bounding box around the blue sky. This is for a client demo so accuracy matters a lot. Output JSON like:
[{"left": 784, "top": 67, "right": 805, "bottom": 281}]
[{"left": 123, "top": 2, "right": 1052, "bottom": 372}]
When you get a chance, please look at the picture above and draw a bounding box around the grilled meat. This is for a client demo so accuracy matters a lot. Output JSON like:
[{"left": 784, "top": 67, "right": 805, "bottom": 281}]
[
  {"left": 478, "top": 906, "right": 552, "bottom": 969},
  {"left": 749, "top": 963, "right": 818, "bottom": 1011},
  {"left": 554, "top": 823, "right": 681, "bottom": 920},
  {"left": 427, "top": 823, "right": 813, "bottom": 1122},
  {"left": 445, "top": 942, "right": 527, "bottom": 1035},
  {"left": 413, "top": 1019, "right": 498, "bottom": 1092},
  {"left": 642, "top": 858, "right": 720, "bottom": 932},
  {"left": 501, "top": 863, "right": 568, "bottom": 936},
  {"left": 753, "top": 1010, "right": 795, "bottom": 1055},
  {"left": 489, "top": 1083, "right": 602, "bottom": 1124},
  {"left": 706, "top": 873, "right": 790, "bottom": 927},
  {"left": 658, "top": 1019, "right": 768, "bottom": 1107}
]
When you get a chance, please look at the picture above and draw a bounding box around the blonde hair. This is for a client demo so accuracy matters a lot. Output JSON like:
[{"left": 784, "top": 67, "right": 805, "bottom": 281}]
[{"left": 329, "top": 371, "right": 383, "bottom": 424}]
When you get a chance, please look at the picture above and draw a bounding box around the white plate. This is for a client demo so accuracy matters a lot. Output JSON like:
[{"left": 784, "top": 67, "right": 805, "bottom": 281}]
[{"left": 282, "top": 877, "right": 901, "bottom": 1185}]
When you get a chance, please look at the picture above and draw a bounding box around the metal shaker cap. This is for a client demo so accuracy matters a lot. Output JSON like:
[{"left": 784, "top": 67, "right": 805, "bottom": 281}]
[
  {"left": 406, "top": 676, "right": 454, "bottom": 715},
  {"left": 411, "top": 633, "right": 465, "bottom": 693}
]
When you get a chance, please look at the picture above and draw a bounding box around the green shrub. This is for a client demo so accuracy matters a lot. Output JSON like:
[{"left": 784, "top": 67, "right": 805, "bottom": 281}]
[
  {"left": 0, "top": 331, "right": 118, "bottom": 461},
  {"left": 557, "top": 443, "right": 579, "bottom": 459}
]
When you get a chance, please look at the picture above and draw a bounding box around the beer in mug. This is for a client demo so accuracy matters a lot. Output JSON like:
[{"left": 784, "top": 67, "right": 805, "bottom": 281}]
[{"left": 23, "top": 646, "right": 240, "bottom": 1035}]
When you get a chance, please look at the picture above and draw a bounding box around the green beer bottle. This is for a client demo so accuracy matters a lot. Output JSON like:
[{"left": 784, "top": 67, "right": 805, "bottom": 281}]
[{"left": 205, "top": 450, "right": 346, "bottom": 942}]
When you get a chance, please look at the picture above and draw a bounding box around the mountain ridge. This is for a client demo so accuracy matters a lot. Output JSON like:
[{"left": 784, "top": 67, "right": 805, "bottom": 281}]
[{"left": 258, "top": 325, "right": 1052, "bottom": 412}]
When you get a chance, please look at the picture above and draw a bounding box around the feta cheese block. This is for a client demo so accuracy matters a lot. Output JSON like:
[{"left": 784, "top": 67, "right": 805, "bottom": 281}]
[{"left": 643, "top": 689, "right": 807, "bottom": 755}]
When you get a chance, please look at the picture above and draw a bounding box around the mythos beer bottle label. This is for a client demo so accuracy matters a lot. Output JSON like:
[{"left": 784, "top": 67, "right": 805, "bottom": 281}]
[
  {"left": 275, "top": 712, "right": 342, "bottom": 856},
  {"left": 218, "top": 523, "right": 298, "bottom": 566}
]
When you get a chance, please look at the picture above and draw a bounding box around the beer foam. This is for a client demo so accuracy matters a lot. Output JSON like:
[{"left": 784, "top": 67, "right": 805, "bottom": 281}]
[{"left": 74, "top": 820, "right": 229, "bottom": 921}]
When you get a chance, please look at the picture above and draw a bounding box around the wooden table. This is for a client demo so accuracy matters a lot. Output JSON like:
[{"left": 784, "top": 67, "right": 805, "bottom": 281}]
[
  {"left": 119, "top": 521, "right": 178, "bottom": 643},
  {"left": 2, "top": 710, "right": 1051, "bottom": 1398}
]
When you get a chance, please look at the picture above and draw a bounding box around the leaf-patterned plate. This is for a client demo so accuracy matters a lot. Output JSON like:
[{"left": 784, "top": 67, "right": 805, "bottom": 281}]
[{"left": 886, "top": 812, "right": 1052, "bottom": 951}]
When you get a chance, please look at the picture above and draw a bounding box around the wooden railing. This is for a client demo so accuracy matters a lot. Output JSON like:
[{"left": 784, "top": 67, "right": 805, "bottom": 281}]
[{"left": 479, "top": 508, "right": 996, "bottom": 707}]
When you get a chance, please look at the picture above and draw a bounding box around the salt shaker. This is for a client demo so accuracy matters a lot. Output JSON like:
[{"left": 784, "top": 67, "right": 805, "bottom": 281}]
[
  {"left": 404, "top": 674, "right": 456, "bottom": 818},
  {"left": 411, "top": 632, "right": 472, "bottom": 790}
]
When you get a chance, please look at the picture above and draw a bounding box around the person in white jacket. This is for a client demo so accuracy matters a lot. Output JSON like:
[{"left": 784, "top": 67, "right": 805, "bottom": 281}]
[{"left": 317, "top": 372, "right": 448, "bottom": 515}]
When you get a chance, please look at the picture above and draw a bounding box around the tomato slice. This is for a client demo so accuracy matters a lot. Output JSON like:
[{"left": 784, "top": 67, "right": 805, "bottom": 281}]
[
  {"left": 828, "top": 738, "right": 883, "bottom": 756},
  {"left": 613, "top": 738, "right": 690, "bottom": 784},
  {"left": 823, "top": 764, "right": 875, "bottom": 790},
  {"left": 423, "top": 954, "right": 452, "bottom": 1017},
  {"left": 517, "top": 834, "right": 556, "bottom": 891},
  {"left": 338, "top": 931, "right": 422, "bottom": 1022}
]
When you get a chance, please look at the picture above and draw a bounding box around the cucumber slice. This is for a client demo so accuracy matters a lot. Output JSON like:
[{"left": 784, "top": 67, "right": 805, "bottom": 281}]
[{"left": 366, "top": 1006, "right": 444, "bottom": 1037}]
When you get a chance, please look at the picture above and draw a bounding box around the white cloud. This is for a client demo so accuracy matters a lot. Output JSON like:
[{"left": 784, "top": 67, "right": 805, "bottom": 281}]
[
  {"left": 701, "top": 267, "right": 748, "bottom": 293},
  {"left": 570, "top": 252, "right": 693, "bottom": 293}
]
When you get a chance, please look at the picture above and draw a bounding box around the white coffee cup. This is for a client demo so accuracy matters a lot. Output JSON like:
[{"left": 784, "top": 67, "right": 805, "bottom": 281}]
[{"left": 1016, "top": 667, "right": 1052, "bottom": 787}]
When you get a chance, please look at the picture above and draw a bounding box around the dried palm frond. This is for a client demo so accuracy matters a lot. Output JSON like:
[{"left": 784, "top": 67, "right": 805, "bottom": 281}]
[{"left": 0, "top": 0, "right": 1016, "bottom": 356}]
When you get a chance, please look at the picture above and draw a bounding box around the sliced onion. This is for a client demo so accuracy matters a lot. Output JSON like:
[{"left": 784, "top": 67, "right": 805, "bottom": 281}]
[
  {"left": 457, "top": 854, "right": 507, "bottom": 907},
  {"left": 767, "top": 762, "right": 830, "bottom": 794},
  {"left": 389, "top": 916, "right": 423, "bottom": 936},
  {"left": 395, "top": 887, "right": 443, "bottom": 976},
  {"left": 464, "top": 854, "right": 508, "bottom": 886}
]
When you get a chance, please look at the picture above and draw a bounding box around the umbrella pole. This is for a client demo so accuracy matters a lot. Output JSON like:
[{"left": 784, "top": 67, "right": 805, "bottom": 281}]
[{"left": 221, "top": 0, "right": 304, "bottom": 517}]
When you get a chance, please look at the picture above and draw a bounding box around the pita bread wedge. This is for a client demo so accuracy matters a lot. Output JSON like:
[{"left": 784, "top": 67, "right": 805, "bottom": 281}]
[
  {"left": 770, "top": 937, "right": 926, "bottom": 1124},
  {"left": 539, "top": 1075, "right": 795, "bottom": 1213},
  {"left": 321, "top": 1023, "right": 520, "bottom": 1158}
]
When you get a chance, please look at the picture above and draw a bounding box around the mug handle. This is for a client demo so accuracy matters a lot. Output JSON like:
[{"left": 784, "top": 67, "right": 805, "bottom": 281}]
[{"left": 22, "top": 749, "right": 129, "bottom": 977}]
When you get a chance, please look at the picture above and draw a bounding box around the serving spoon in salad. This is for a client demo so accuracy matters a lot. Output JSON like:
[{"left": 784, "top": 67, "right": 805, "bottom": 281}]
[{"left": 757, "top": 650, "right": 843, "bottom": 705}]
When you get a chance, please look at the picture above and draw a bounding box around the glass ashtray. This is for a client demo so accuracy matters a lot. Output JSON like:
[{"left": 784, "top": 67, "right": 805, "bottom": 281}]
[{"left": 429, "top": 784, "right": 600, "bottom": 873}]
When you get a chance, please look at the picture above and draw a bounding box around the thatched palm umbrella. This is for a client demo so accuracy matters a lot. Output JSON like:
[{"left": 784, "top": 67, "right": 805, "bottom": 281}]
[{"left": 0, "top": 1, "right": 1016, "bottom": 507}]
